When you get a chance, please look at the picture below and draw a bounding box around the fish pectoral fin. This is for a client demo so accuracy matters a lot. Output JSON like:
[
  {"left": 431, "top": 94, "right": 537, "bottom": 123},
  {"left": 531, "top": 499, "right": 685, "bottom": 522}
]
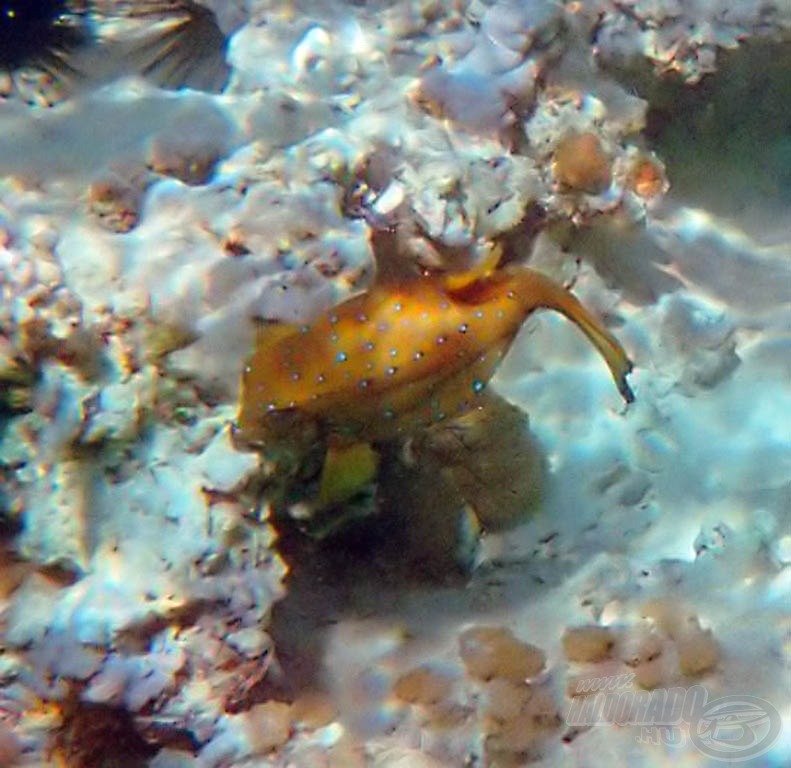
[{"left": 318, "top": 441, "right": 380, "bottom": 508}]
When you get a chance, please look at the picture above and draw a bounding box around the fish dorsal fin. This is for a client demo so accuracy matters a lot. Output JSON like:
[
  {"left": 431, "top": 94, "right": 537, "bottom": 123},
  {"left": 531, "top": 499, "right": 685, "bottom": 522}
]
[
  {"left": 371, "top": 228, "right": 503, "bottom": 292},
  {"left": 443, "top": 243, "right": 503, "bottom": 294}
]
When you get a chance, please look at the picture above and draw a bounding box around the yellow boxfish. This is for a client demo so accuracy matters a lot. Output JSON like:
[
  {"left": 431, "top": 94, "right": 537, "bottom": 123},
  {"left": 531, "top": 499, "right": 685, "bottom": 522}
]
[{"left": 236, "top": 259, "right": 634, "bottom": 448}]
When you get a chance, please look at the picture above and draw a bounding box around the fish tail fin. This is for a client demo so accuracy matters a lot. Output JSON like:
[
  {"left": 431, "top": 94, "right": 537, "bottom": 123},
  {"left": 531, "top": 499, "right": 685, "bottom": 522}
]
[{"left": 513, "top": 268, "right": 635, "bottom": 403}]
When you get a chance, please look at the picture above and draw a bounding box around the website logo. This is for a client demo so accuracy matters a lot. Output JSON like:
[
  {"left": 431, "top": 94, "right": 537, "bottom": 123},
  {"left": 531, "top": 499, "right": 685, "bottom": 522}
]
[
  {"left": 690, "top": 694, "right": 782, "bottom": 762},
  {"left": 566, "top": 678, "right": 781, "bottom": 762}
]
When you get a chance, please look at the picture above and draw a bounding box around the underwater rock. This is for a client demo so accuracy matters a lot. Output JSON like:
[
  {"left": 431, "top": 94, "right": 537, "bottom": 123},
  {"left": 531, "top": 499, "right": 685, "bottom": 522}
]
[
  {"left": 87, "top": 175, "right": 145, "bottom": 233},
  {"left": 458, "top": 625, "right": 546, "bottom": 683},
  {"left": 562, "top": 607, "right": 722, "bottom": 705},
  {"left": 552, "top": 131, "right": 613, "bottom": 195},
  {"left": 562, "top": 626, "right": 616, "bottom": 663},
  {"left": 414, "top": 0, "right": 565, "bottom": 136},
  {"left": 0, "top": 344, "right": 285, "bottom": 755},
  {"left": 593, "top": 0, "right": 791, "bottom": 82},
  {"left": 392, "top": 666, "right": 454, "bottom": 708}
]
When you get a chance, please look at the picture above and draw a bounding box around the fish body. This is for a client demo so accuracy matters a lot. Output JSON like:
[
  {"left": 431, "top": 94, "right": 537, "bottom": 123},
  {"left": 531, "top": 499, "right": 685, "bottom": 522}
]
[{"left": 237, "top": 264, "right": 634, "bottom": 446}]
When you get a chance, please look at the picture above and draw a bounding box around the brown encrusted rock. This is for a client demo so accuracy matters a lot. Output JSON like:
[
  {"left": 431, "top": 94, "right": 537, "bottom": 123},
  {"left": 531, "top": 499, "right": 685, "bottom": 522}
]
[
  {"left": 620, "top": 630, "right": 666, "bottom": 689},
  {"left": 459, "top": 626, "right": 545, "bottom": 682},
  {"left": 562, "top": 626, "right": 617, "bottom": 662},
  {"left": 291, "top": 692, "right": 338, "bottom": 730},
  {"left": 392, "top": 666, "right": 454, "bottom": 707},
  {"left": 88, "top": 178, "right": 142, "bottom": 233},
  {"left": 244, "top": 701, "right": 292, "bottom": 754},
  {"left": 626, "top": 153, "right": 667, "bottom": 199},
  {"left": 552, "top": 132, "right": 612, "bottom": 194},
  {"left": 633, "top": 656, "right": 666, "bottom": 690},
  {"left": 485, "top": 684, "right": 562, "bottom": 756},
  {"left": 484, "top": 677, "right": 532, "bottom": 722},
  {"left": 677, "top": 627, "right": 719, "bottom": 677}
]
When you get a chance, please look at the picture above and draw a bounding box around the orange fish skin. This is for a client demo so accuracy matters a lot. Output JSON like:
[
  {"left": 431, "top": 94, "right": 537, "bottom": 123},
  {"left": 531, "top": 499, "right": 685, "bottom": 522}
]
[{"left": 237, "top": 265, "right": 633, "bottom": 446}]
